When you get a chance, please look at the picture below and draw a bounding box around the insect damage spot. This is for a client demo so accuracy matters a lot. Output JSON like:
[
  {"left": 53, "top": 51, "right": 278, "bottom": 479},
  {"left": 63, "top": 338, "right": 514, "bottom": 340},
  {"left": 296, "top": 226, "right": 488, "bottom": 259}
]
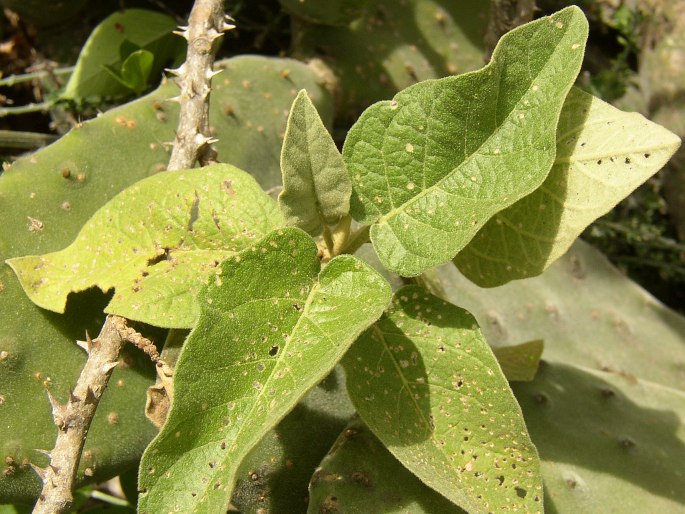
[{"left": 146, "top": 247, "right": 171, "bottom": 267}]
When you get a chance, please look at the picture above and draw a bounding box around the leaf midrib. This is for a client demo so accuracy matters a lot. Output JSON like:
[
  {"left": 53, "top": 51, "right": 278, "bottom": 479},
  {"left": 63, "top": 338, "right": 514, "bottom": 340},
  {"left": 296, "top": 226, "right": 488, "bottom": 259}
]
[{"left": 375, "top": 19, "right": 578, "bottom": 229}]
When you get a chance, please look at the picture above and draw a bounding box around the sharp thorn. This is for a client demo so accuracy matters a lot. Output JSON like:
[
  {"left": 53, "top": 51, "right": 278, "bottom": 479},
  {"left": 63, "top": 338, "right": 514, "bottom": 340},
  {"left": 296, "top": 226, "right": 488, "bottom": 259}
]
[
  {"left": 76, "top": 340, "right": 89, "bottom": 353},
  {"left": 207, "top": 29, "right": 223, "bottom": 42},
  {"left": 30, "top": 464, "right": 47, "bottom": 481},
  {"left": 34, "top": 449, "right": 52, "bottom": 458},
  {"left": 45, "top": 390, "right": 65, "bottom": 419},
  {"left": 85, "top": 387, "right": 98, "bottom": 404},
  {"left": 165, "top": 65, "right": 185, "bottom": 77},
  {"left": 69, "top": 389, "right": 80, "bottom": 404},
  {"left": 207, "top": 69, "right": 222, "bottom": 80},
  {"left": 101, "top": 361, "right": 119, "bottom": 374},
  {"left": 48, "top": 464, "right": 60, "bottom": 474}
]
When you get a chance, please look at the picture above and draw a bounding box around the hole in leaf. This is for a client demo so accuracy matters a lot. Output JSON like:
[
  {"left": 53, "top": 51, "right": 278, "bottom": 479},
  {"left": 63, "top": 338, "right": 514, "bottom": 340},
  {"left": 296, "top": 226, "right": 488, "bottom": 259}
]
[
  {"left": 515, "top": 487, "right": 527, "bottom": 499},
  {"left": 269, "top": 345, "right": 279, "bottom": 356},
  {"left": 147, "top": 247, "right": 171, "bottom": 266}
]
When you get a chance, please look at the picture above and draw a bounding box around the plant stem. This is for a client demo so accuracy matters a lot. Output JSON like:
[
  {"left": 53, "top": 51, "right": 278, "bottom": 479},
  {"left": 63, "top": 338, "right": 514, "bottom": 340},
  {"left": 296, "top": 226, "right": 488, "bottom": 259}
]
[
  {"left": 167, "top": 0, "right": 234, "bottom": 170},
  {"left": 331, "top": 215, "right": 352, "bottom": 256},
  {"left": 339, "top": 224, "right": 370, "bottom": 255},
  {"left": 0, "top": 66, "right": 73, "bottom": 87},
  {"left": 322, "top": 224, "right": 335, "bottom": 258},
  {"left": 32, "top": 316, "right": 143, "bottom": 514},
  {"left": 0, "top": 130, "right": 58, "bottom": 149},
  {"left": 0, "top": 101, "right": 55, "bottom": 118}
]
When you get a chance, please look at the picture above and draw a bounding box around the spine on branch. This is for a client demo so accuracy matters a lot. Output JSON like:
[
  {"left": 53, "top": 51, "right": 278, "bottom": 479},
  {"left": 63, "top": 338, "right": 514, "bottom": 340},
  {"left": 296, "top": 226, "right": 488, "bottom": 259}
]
[
  {"left": 32, "top": 317, "right": 127, "bottom": 514},
  {"left": 167, "top": 0, "right": 235, "bottom": 170}
]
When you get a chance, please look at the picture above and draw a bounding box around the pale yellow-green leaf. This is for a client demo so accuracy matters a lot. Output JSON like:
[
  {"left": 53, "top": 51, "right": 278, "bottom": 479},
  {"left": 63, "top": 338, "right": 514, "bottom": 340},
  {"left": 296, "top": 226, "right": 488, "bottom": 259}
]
[
  {"left": 455, "top": 87, "right": 681, "bottom": 286},
  {"left": 6, "top": 164, "right": 282, "bottom": 328}
]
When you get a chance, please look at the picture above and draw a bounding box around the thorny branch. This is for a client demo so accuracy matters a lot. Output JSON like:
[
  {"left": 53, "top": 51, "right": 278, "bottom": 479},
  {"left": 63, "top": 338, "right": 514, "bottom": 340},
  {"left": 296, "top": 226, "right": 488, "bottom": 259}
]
[
  {"left": 32, "top": 1, "right": 231, "bottom": 512},
  {"left": 32, "top": 316, "right": 152, "bottom": 514},
  {"left": 167, "top": 0, "right": 234, "bottom": 170}
]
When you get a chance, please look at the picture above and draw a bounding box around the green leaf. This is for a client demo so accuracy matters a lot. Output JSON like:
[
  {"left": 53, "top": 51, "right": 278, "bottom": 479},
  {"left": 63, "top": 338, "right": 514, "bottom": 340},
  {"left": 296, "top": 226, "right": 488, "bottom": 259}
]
[
  {"left": 62, "top": 9, "right": 184, "bottom": 100},
  {"left": 493, "top": 340, "right": 544, "bottom": 382},
  {"left": 308, "top": 418, "right": 464, "bottom": 514},
  {"left": 7, "top": 164, "right": 283, "bottom": 328},
  {"left": 343, "top": 6, "right": 588, "bottom": 276},
  {"left": 278, "top": 90, "right": 351, "bottom": 235},
  {"left": 120, "top": 49, "right": 154, "bottom": 93},
  {"left": 138, "top": 228, "right": 391, "bottom": 514},
  {"left": 0, "top": 54, "right": 333, "bottom": 503},
  {"left": 231, "top": 366, "right": 356, "bottom": 513},
  {"left": 102, "top": 50, "right": 155, "bottom": 94},
  {"left": 455, "top": 87, "right": 681, "bottom": 286},
  {"left": 344, "top": 285, "right": 542, "bottom": 514}
]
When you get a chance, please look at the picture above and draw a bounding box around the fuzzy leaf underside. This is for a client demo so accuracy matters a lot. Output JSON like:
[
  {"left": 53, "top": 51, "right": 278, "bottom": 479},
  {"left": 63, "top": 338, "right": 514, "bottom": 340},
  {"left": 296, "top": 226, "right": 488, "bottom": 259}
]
[
  {"left": 455, "top": 87, "right": 682, "bottom": 286},
  {"left": 343, "top": 6, "right": 588, "bottom": 276},
  {"left": 344, "top": 286, "right": 542, "bottom": 514},
  {"left": 278, "top": 90, "right": 351, "bottom": 235},
  {"left": 138, "top": 229, "right": 391, "bottom": 514},
  {"left": 62, "top": 9, "right": 184, "bottom": 99},
  {"left": 493, "top": 340, "right": 544, "bottom": 382},
  {"left": 7, "top": 164, "right": 282, "bottom": 328}
]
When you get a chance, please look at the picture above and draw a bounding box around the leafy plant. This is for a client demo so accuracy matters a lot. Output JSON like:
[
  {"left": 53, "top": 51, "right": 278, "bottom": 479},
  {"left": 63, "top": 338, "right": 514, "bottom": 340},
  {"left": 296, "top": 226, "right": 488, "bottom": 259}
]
[{"left": 1, "top": 3, "right": 682, "bottom": 514}]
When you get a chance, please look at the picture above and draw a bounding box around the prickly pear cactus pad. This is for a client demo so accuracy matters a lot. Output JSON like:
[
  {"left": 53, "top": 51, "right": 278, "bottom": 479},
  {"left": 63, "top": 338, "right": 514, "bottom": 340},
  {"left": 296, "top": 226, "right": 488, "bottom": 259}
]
[
  {"left": 455, "top": 87, "right": 681, "bottom": 287},
  {"left": 293, "top": 0, "right": 489, "bottom": 118},
  {"left": 279, "top": 0, "right": 367, "bottom": 26},
  {"left": 515, "top": 361, "right": 685, "bottom": 513},
  {"left": 344, "top": 286, "right": 542, "bottom": 514},
  {"left": 343, "top": 7, "right": 588, "bottom": 276},
  {"left": 138, "top": 229, "right": 391, "bottom": 513},
  {"left": 434, "top": 240, "right": 685, "bottom": 391},
  {"left": 8, "top": 164, "right": 283, "bottom": 328},
  {"left": 0, "top": 85, "right": 179, "bottom": 505}
]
